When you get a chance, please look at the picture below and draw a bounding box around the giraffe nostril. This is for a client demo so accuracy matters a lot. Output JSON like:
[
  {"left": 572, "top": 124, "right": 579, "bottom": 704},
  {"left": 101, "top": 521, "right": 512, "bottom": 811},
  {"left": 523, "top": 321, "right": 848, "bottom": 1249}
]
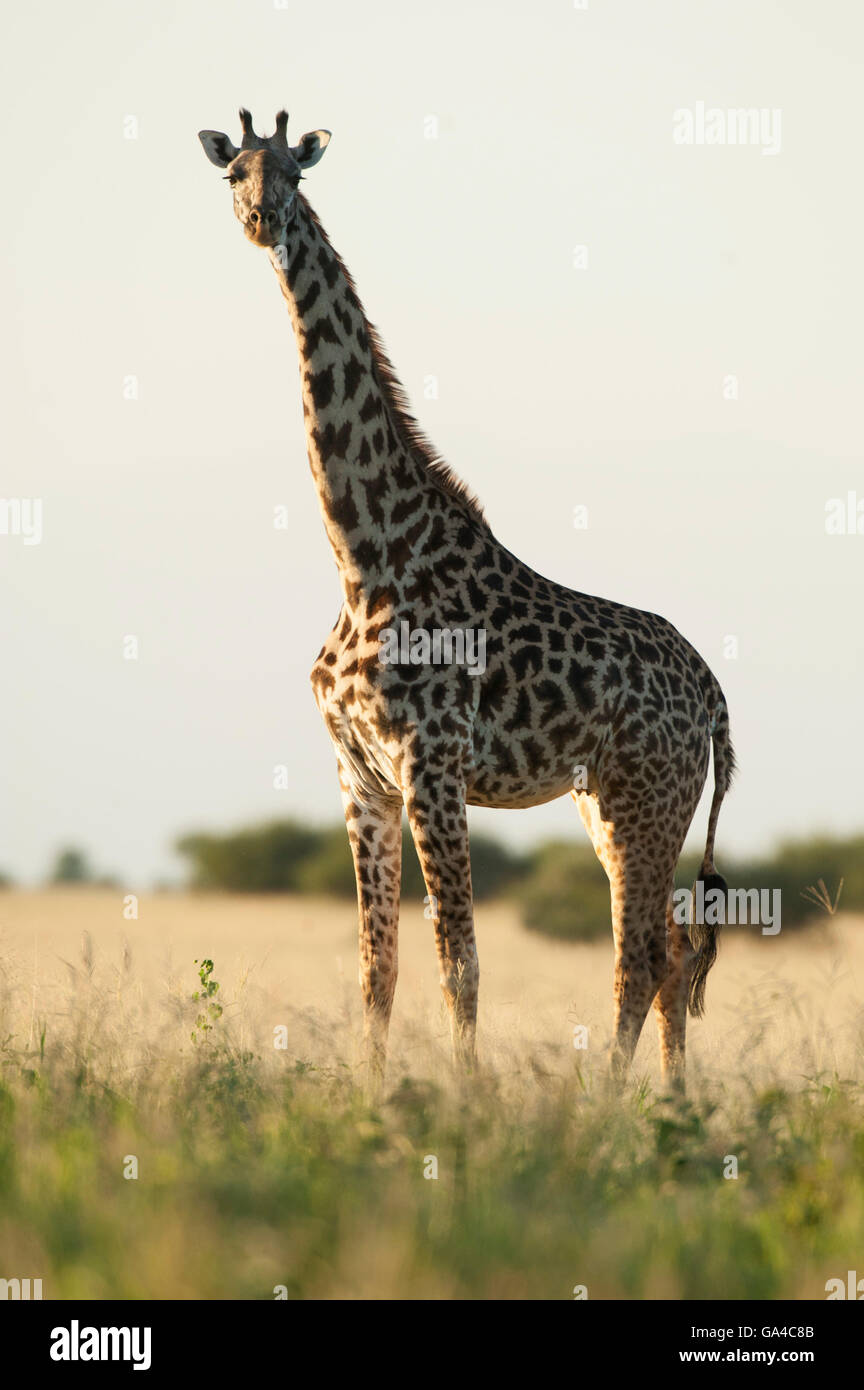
[{"left": 249, "top": 206, "right": 279, "bottom": 233}]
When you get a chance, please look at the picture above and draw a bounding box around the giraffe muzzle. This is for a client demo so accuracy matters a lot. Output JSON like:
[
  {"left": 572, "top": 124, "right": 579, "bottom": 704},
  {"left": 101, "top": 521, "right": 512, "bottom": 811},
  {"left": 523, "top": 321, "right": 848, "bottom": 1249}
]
[{"left": 246, "top": 206, "right": 282, "bottom": 246}]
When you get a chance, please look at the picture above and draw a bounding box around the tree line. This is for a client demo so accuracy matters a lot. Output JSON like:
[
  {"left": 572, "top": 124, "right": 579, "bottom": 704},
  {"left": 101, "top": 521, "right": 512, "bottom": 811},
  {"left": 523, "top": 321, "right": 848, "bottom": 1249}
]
[{"left": 29, "top": 825, "right": 859, "bottom": 942}]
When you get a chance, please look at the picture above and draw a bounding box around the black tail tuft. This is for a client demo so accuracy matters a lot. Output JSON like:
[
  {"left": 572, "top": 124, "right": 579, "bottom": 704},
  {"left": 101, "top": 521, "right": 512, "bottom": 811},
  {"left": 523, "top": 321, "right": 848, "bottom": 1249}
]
[{"left": 688, "top": 871, "right": 728, "bottom": 1018}]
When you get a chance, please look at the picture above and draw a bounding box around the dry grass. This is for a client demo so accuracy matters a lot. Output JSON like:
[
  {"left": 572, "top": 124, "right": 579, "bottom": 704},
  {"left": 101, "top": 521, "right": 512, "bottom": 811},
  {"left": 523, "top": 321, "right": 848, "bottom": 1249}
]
[{"left": 2, "top": 888, "right": 861, "bottom": 1083}]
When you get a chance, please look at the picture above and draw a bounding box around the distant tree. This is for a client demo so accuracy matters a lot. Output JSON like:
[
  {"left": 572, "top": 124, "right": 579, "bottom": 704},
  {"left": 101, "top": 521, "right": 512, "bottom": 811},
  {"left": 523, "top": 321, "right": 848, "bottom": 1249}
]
[
  {"left": 468, "top": 834, "right": 529, "bottom": 900},
  {"left": 49, "top": 848, "right": 92, "bottom": 884},
  {"left": 296, "top": 827, "right": 357, "bottom": 897},
  {"left": 175, "top": 820, "right": 323, "bottom": 892}
]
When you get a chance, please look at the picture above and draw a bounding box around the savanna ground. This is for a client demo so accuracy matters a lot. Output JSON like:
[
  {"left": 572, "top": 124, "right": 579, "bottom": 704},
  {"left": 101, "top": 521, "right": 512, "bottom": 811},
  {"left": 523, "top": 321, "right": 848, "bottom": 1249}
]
[{"left": 0, "top": 889, "right": 862, "bottom": 1299}]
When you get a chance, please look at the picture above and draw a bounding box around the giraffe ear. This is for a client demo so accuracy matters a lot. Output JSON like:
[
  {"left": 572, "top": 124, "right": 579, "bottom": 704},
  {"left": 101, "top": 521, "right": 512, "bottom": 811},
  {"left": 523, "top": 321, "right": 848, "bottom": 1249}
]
[
  {"left": 198, "top": 130, "right": 240, "bottom": 168},
  {"left": 291, "top": 130, "right": 331, "bottom": 170}
]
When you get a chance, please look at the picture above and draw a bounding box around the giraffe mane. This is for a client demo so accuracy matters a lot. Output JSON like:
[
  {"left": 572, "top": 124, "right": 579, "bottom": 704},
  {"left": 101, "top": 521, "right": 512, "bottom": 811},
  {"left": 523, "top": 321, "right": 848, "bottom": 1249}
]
[{"left": 302, "top": 198, "right": 487, "bottom": 525}]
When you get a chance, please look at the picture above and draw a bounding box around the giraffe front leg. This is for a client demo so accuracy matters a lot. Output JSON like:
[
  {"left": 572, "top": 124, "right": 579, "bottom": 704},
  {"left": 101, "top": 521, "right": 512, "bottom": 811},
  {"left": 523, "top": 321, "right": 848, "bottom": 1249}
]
[
  {"left": 404, "top": 772, "right": 478, "bottom": 1069},
  {"left": 338, "top": 772, "right": 403, "bottom": 1089}
]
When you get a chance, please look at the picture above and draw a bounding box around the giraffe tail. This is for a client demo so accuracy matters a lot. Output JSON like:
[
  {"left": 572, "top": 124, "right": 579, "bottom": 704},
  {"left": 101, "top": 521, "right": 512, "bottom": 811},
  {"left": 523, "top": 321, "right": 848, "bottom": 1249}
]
[{"left": 688, "top": 696, "right": 736, "bottom": 1019}]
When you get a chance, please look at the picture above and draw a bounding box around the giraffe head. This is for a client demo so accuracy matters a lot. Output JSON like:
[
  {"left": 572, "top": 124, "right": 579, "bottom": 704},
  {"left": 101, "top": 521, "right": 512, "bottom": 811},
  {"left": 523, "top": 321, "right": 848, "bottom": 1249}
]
[{"left": 198, "top": 109, "right": 331, "bottom": 249}]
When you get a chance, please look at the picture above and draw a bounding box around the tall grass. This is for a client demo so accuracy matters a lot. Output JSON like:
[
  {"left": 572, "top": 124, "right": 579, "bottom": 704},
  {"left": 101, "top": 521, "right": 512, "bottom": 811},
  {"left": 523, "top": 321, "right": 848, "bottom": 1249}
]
[{"left": 1, "top": 899, "right": 863, "bottom": 1299}]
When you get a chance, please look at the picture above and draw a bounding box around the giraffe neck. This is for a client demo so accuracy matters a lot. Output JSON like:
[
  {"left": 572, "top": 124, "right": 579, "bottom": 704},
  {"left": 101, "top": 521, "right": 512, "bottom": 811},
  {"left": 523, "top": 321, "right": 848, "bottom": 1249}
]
[{"left": 267, "top": 195, "right": 485, "bottom": 608}]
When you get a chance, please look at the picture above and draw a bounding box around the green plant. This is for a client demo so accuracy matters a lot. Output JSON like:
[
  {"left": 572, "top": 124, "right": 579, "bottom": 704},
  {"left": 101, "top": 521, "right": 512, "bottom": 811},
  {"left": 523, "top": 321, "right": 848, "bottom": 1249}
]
[{"left": 191, "top": 958, "right": 223, "bottom": 1043}]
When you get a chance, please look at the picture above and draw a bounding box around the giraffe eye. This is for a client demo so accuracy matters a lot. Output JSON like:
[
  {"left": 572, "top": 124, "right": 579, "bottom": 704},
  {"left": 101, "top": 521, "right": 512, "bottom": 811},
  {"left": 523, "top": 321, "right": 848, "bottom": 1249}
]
[{"left": 224, "top": 175, "right": 238, "bottom": 187}]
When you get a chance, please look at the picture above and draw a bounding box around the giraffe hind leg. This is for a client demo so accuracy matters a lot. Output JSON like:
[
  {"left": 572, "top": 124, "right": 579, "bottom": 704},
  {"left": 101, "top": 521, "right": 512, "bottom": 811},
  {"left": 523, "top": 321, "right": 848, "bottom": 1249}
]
[
  {"left": 651, "top": 898, "right": 696, "bottom": 1090},
  {"left": 574, "top": 791, "right": 684, "bottom": 1086}
]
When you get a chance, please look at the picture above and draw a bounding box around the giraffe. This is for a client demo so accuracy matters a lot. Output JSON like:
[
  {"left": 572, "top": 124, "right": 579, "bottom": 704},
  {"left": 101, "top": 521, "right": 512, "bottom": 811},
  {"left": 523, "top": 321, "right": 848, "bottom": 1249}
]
[{"left": 198, "top": 109, "right": 735, "bottom": 1089}]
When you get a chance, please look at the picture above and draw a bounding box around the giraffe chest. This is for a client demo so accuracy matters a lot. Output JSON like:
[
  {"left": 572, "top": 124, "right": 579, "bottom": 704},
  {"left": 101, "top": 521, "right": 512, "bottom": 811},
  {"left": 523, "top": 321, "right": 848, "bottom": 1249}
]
[
  {"left": 309, "top": 622, "right": 404, "bottom": 797},
  {"left": 309, "top": 605, "right": 483, "bottom": 799}
]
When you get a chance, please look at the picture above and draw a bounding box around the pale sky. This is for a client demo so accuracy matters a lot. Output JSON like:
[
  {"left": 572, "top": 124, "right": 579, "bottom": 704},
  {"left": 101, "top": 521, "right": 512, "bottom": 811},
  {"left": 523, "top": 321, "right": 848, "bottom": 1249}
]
[{"left": 1, "top": 0, "right": 862, "bottom": 886}]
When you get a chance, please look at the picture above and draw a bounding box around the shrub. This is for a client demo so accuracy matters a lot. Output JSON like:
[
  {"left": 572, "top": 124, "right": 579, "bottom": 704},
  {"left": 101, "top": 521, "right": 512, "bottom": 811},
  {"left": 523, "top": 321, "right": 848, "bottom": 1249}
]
[
  {"left": 518, "top": 841, "right": 611, "bottom": 941},
  {"left": 175, "top": 820, "right": 321, "bottom": 893}
]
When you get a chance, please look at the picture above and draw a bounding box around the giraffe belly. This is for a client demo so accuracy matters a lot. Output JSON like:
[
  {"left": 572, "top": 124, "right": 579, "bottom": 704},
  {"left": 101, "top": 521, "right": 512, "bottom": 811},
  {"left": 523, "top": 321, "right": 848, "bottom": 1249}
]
[
  {"left": 465, "top": 778, "right": 576, "bottom": 811},
  {"left": 465, "top": 732, "right": 603, "bottom": 810}
]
